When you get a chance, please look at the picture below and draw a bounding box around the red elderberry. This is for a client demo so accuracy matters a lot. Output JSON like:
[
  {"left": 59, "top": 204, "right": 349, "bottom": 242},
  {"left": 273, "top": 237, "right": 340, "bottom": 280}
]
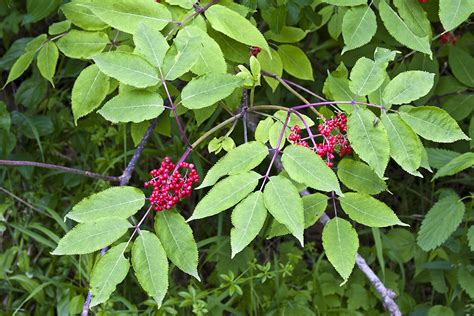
[
  {"left": 439, "top": 31, "right": 458, "bottom": 44},
  {"left": 419, "top": 0, "right": 428, "bottom": 3},
  {"left": 250, "top": 46, "right": 262, "bottom": 57},
  {"left": 144, "top": 157, "right": 199, "bottom": 211},
  {"left": 289, "top": 113, "right": 352, "bottom": 167}
]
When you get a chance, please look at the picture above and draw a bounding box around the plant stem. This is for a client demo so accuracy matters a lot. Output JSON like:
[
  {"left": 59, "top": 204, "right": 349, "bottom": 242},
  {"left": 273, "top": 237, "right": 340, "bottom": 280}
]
[
  {"left": 0, "top": 160, "right": 120, "bottom": 182},
  {"left": 165, "top": 0, "right": 219, "bottom": 39},
  {"left": 259, "top": 112, "right": 291, "bottom": 191},
  {"left": 191, "top": 113, "right": 243, "bottom": 149},
  {"left": 162, "top": 79, "right": 191, "bottom": 147}
]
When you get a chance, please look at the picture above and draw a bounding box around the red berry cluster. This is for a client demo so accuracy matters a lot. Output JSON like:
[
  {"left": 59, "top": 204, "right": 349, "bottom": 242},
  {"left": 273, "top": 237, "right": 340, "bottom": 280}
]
[
  {"left": 440, "top": 31, "right": 458, "bottom": 44},
  {"left": 289, "top": 113, "right": 352, "bottom": 167},
  {"left": 250, "top": 46, "right": 262, "bottom": 57},
  {"left": 289, "top": 125, "right": 309, "bottom": 147},
  {"left": 144, "top": 157, "right": 199, "bottom": 211},
  {"left": 418, "top": 0, "right": 428, "bottom": 3}
]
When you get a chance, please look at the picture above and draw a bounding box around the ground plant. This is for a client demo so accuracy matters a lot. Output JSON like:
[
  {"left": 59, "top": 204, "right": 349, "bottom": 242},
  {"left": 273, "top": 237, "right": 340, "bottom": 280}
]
[{"left": 0, "top": 0, "right": 473, "bottom": 315}]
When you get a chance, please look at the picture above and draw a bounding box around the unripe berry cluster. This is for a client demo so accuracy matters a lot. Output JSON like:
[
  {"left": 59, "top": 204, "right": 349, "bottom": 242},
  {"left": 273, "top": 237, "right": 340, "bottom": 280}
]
[
  {"left": 144, "top": 157, "right": 199, "bottom": 211},
  {"left": 289, "top": 113, "right": 352, "bottom": 167}
]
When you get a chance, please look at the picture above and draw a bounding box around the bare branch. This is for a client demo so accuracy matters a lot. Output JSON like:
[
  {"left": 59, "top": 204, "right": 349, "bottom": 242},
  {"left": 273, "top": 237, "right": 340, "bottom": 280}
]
[{"left": 0, "top": 160, "right": 120, "bottom": 182}]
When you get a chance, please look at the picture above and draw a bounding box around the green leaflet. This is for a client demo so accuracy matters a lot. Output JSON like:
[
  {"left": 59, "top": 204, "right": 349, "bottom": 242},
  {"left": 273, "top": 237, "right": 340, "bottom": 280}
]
[
  {"left": 188, "top": 171, "right": 260, "bottom": 221},
  {"left": 254, "top": 117, "right": 274, "bottom": 143},
  {"left": 278, "top": 44, "right": 313, "bottom": 81},
  {"left": 66, "top": 186, "right": 145, "bottom": 222},
  {"left": 37, "top": 42, "right": 58, "bottom": 86},
  {"left": 392, "top": 0, "right": 432, "bottom": 38},
  {"left": 132, "top": 231, "right": 169, "bottom": 307},
  {"left": 417, "top": 194, "right": 465, "bottom": 251},
  {"left": 180, "top": 73, "right": 243, "bottom": 110},
  {"left": 382, "top": 71, "right": 435, "bottom": 105},
  {"left": 3, "top": 51, "right": 36, "bottom": 88},
  {"left": 166, "top": 0, "right": 194, "bottom": 9},
  {"left": 339, "top": 192, "right": 407, "bottom": 227},
  {"left": 269, "top": 121, "right": 289, "bottom": 150},
  {"left": 265, "top": 26, "right": 308, "bottom": 43},
  {"left": 439, "top": 0, "right": 474, "bottom": 32},
  {"left": 48, "top": 20, "right": 71, "bottom": 35},
  {"left": 328, "top": 7, "right": 346, "bottom": 40},
  {"left": 208, "top": 28, "right": 248, "bottom": 64},
  {"left": 399, "top": 106, "right": 470, "bottom": 143},
  {"left": 337, "top": 159, "right": 387, "bottom": 195},
  {"left": 90, "top": 243, "right": 130, "bottom": 307},
  {"left": 98, "top": 90, "right": 164, "bottom": 123},
  {"left": 93, "top": 52, "right": 159, "bottom": 88},
  {"left": 381, "top": 112, "right": 422, "bottom": 173},
  {"left": 83, "top": 0, "right": 172, "bottom": 34},
  {"left": 57, "top": 30, "right": 109, "bottom": 59},
  {"left": 448, "top": 46, "right": 474, "bottom": 88},
  {"left": 162, "top": 34, "right": 202, "bottom": 81},
  {"left": 468, "top": 226, "right": 474, "bottom": 252},
  {"left": 24, "top": 0, "right": 61, "bottom": 24},
  {"left": 323, "top": 0, "right": 366, "bottom": 5},
  {"left": 341, "top": 5, "right": 377, "bottom": 54},
  {"left": 458, "top": 266, "right": 474, "bottom": 299},
  {"left": 258, "top": 48, "right": 283, "bottom": 91},
  {"left": 230, "top": 192, "right": 267, "bottom": 258},
  {"left": 384, "top": 228, "right": 416, "bottom": 263},
  {"left": 378, "top": 0, "right": 432, "bottom": 57},
  {"left": 155, "top": 210, "right": 199, "bottom": 280},
  {"left": 71, "top": 64, "right": 110, "bottom": 124},
  {"left": 60, "top": 1, "right": 108, "bottom": 31},
  {"left": 281, "top": 145, "right": 342, "bottom": 195},
  {"left": 52, "top": 218, "right": 130, "bottom": 255},
  {"left": 263, "top": 175, "right": 304, "bottom": 246},
  {"left": 198, "top": 141, "right": 268, "bottom": 189},
  {"left": 182, "top": 26, "right": 227, "bottom": 76},
  {"left": 268, "top": 193, "right": 328, "bottom": 238},
  {"left": 426, "top": 148, "right": 462, "bottom": 169},
  {"left": 133, "top": 23, "right": 169, "bottom": 69},
  {"left": 442, "top": 94, "right": 474, "bottom": 121},
  {"left": 433, "top": 152, "right": 474, "bottom": 180},
  {"left": 323, "top": 69, "right": 366, "bottom": 113},
  {"left": 347, "top": 108, "right": 389, "bottom": 178},
  {"left": 205, "top": 5, "right": 270, "bottom": 55},
  {"left": 349, "top": 57, "right": 386, "bottom": 96},
  {"left": 322, "top": 218, "right": 359, "bottom": 282}
]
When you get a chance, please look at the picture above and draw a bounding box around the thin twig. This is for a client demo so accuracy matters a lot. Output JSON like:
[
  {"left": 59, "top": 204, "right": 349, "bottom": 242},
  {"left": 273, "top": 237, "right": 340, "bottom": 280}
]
[{"left": 0, "top": 160, "right": 120, "bottom": 182}]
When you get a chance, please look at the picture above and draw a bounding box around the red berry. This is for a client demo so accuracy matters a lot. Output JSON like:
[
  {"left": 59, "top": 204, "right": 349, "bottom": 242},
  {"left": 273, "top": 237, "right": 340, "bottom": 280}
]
[
  {"left": 250, "top": 46, "right": 262, "bottom": 57},
  {"left": 145, "top": 157, "right": 199, "bottom": 211}
]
